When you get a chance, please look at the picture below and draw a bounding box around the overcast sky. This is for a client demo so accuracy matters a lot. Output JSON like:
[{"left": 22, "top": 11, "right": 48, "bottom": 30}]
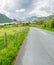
[{"left": 0, "top": 0, "right": 54, "bottom": 19}]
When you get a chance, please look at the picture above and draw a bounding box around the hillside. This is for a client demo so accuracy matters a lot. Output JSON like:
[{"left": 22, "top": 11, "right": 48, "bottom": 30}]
[
  {"left": 26, "top": 15, "right": 54, "bottom": 22},
  {"left": 0, "top": 14, "right": 12, "bottom": 23}
]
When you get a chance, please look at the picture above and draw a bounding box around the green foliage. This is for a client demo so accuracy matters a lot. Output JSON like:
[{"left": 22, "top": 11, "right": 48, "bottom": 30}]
[
  {"left": 34, "top": 19, "right": 44, "bottom": 25},
  {"left": 38, "top": 19, "right": 44, "bottom": 25},
  {"left": 49, "top": 19, "right": 54, "bottom": 28},
  {"left": 31, "top": 17, "right": 54, "bottom": 31},
  {"left": 0, "top": 27, "right": 29, "bottom": 65}
]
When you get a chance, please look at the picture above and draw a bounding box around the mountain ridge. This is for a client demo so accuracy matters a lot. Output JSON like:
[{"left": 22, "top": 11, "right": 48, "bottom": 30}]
[
  {"left": 26, "top": 15, "right": 54, "bottom": 22},
  {"left": 0, "top": 14, "right": 12, "bottom": 23}
]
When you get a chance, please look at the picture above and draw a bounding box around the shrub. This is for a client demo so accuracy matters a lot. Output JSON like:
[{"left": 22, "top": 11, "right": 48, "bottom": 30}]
[{"left": 49, "top": 19, "right": 54, "bottom": 28}]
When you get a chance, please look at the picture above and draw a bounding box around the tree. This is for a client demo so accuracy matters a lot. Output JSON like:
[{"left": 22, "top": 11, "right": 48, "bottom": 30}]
[
  {"left": 37, "top": 19, "right": 44, "bottom": 25},
  {"left": 49, "top": 19, "right": 54, "bottom": 28}
]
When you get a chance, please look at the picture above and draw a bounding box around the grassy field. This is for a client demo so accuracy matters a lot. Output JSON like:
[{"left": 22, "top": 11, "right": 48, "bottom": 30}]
[
  {"left": 0, "top": 27, "right": 23, "bottom": 50},
  {"left": 0, "top": 27, "right": 29, "bottom": 65},
  {"left": 0, "top": 27, "right": 23, "bottom": 36}
]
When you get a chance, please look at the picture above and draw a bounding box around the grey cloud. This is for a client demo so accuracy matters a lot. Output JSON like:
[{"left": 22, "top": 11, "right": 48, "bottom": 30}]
[
  {"left": 4, "top": 0, "right": 34, "bottom": 12},
  {"left": 1, "top": 0, "right": 54, "bottom": 19},
  {"left": 40, "top": 0, "right": 54, "bottom": 14},
  {"left": 3, "top": 0, "right": 37, "bottom": 18}
]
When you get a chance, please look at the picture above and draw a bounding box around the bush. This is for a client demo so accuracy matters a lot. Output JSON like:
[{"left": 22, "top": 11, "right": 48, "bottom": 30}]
[{"left": 49, "top": 19, "right": 54, "bottom": 28}]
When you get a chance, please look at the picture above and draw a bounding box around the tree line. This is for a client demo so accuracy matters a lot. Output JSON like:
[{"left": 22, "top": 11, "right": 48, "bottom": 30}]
[{"left": 33, "top": 17, "right": 54, "bottom": 28}]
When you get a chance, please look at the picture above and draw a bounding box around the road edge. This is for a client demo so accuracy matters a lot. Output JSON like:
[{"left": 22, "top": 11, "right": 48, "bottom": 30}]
[{"left": 13, "top": 32, "right": 29, "bottom": 65}]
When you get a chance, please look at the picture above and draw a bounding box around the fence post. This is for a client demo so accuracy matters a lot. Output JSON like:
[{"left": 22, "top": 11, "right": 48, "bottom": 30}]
[
  {"left": 13, "top": 30, "right": 17, "bottom": 40},
  {"left": 4, "top": 32, "right": 7, "bottom": 48}
]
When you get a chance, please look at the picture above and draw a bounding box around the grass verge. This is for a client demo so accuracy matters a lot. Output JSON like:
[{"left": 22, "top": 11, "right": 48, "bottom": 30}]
[
  {"left": 0, "top": 27, "right": 29, "bottom": 65},
  {"left": 31, "top": 24, "right": 54, "bottom": 32},
  {"left": 37, "top": 26, "right": 54, "bottom": 32}
]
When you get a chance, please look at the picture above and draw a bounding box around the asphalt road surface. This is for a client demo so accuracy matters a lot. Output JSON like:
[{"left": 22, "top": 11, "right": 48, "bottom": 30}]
[{"left": 14, "top": 27, "right": 54, "bottom": 65}]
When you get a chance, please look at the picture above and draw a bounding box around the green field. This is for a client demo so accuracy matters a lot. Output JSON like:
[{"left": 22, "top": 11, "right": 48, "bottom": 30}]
[
  {"left": 0, "top": 27, "right": 29, "bottom": 65},
  {"left": 0, "top": 27, "right": 23, "bottom": 50}
]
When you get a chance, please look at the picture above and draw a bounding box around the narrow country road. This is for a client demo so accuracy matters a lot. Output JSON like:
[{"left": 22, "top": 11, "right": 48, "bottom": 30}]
[{"left": 14, "top": 27, "right": 54, "bottom": 65}]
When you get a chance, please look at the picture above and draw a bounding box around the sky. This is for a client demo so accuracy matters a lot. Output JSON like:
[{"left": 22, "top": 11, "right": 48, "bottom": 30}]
[{"left": 0, "top": 0, "right": 54, "bottom": 19}]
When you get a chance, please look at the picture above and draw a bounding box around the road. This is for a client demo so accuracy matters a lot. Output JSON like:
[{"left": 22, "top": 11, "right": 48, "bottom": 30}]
[{"left": 14, "top": 27, "right": 54, "bottom": 65}]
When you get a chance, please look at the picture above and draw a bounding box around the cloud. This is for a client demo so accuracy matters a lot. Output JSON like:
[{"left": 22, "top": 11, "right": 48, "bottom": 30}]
[
  {"left": 0, "top": 5, "right": 10, "bottom": 17},
  {"left": 0, "top": 0, "right": 33, "bottom": 18},
  {"left": 41, "top": 0, "right": 54, "bottom": 14},
  {"left": 0, "top": 0, "right": 54, "bottom": 19},
  {"left": 29, "top": 0, "right": 52, "bottom": 17},
  {"left": 16, "top": 9, "right": 25, "bottom": 13},
  {"left": 29, "top": 10, "right": 52, "bottom": 17}
]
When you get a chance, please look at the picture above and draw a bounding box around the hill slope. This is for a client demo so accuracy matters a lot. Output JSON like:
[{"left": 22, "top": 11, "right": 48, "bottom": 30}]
[
  {"left": 26, "top": 15, "right": 54, "bottom": 22},
  {"left": 0, "top": 14, "right": 12, "bottom": 23}
]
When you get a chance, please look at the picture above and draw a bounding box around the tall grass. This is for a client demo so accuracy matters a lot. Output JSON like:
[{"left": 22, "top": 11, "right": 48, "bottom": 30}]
[
  {"left": 0, "top": 27, "right": 29, "bottom": 65},
  {"left": 0, "top": 27, "right": 23, "bottom": 50}
]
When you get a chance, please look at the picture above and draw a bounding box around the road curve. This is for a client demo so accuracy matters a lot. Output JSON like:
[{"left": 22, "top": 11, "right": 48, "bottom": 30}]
[{"left": 14, "top": 27, "right": 54, "bottom": 65}]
